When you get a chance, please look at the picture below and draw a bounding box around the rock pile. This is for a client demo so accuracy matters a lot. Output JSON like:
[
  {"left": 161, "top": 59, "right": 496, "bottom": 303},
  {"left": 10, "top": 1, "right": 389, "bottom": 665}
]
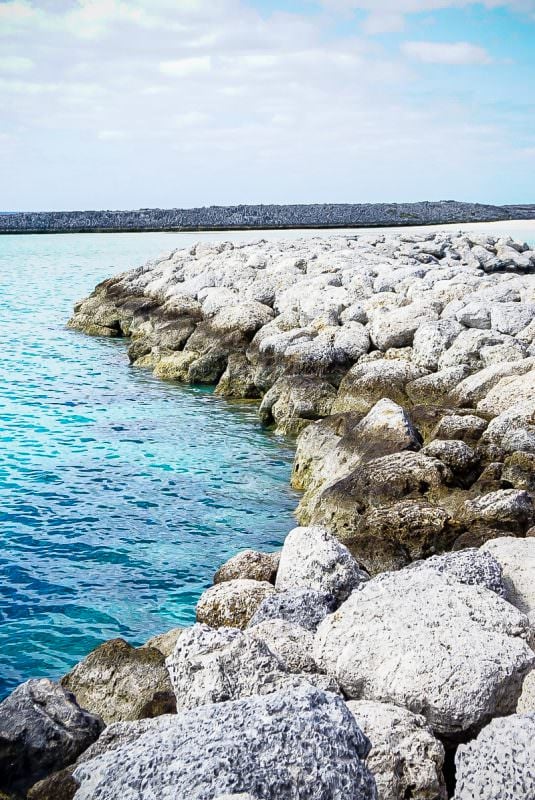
[{"left": 3, "top": 231, "right": 535, "bottom": 798}]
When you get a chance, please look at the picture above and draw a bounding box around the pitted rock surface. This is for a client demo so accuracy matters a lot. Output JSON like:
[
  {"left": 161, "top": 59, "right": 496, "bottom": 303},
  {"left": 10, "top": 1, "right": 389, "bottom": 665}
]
[
  {"left": 248, "top": 587, "right": 336, "bottom": 632},
  {"left": 72, "top": 686, "right": 377, "bottom": 800}
]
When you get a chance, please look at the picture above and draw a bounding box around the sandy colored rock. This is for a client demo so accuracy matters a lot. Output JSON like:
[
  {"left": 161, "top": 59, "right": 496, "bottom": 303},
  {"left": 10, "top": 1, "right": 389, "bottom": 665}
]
[{"left": 196, "top": 579, "right": 276, "bottom": 629}]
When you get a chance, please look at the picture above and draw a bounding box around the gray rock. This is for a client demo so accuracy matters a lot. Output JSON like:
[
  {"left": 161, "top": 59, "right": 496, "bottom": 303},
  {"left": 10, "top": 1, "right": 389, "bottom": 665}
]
[
  {"left": 333, "top": 360, "right": 427, "bottom": 414},
  {"left": 0, "top": 679, "right": 103, "bottom": 794},
  {"left": 61, "top": 638, "right": 175, "bottom": 724},
  {"left": 482, "top": 537, "right": 535, "bottom": 628},
  {"left": 196, "top": 579, "right": 276, "bottom": 629},
  {"left": 275, "top": 526, "right": 369, "bottom": 602},
  {"left": 369, "top": 302, "right": 439, "bottom": 351},
  {"left": 477, "top": 368, "right": 535, "bottom": 416},
  {"left": 73, "top": 686, "right": 377, "bottom": 800},
  {"left": 347, "top": 700, "right": 447, "bottom": 800},
  {"left": 412, "top": 318, "right": 463, "bottom": 370},
  {"left": 421, "top": 439, "right": 479, "bottom": 476},
  {"left": 407, "top": 548, "right": 506, "bottom": 597},
  {"left": 517, "top": 670, "right": 535, "bottom": 713},
  {"left": 248, "top": 619, "right": 317, "bottom": 673},
  {"left": 314, "top": 570, "right": 534, "bottom": 738},
  {"left": 214, "top": 549, "right": 279, "bottom": 585},
  {"left": 454, "top": 713, "right": 535, "bottom": 800},
  {"left": 462, "top": 490, "right": 533, "bottom": 535},
  {"left": 432, "top": 413, "right": 488, "bottom": 443},
  {"left": 248, "top": 588, "right": 336, "bottom": 632}
]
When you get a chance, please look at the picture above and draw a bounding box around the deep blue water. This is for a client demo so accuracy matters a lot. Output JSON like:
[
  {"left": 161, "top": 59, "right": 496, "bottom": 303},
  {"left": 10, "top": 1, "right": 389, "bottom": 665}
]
[{"left": 0, "top": 232, "right": 299, "bottom": 698}]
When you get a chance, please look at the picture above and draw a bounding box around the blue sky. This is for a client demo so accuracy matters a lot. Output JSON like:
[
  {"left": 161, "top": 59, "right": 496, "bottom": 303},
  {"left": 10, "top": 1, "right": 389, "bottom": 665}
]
[{"left": 0, "top": 0, "right": 534, "bottom": 210}]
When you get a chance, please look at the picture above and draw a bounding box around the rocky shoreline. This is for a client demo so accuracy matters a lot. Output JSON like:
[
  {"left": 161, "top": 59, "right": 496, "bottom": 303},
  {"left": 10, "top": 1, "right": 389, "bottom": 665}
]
[
  {"left": 1, "top": 200, "right": 535, "bottom": 234},
  {"left": 2, "top": 230, "right": 535, "bottom": 798}
]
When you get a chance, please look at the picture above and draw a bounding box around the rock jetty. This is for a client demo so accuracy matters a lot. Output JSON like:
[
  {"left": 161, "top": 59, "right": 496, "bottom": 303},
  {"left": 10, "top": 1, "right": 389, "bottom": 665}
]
[
  {"left": 2, "top": 229, "right": 535, "bottom": 798},
  {"left": 1, "top": 200, "right": 534, "bottom": 234}
]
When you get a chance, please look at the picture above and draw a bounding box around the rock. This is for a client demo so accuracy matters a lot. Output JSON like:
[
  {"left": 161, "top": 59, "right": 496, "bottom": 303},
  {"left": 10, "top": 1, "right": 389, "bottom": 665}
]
[
  {"left": 406, "top": 365, "right": 471, "bottom": 406},
  {"left": 369, "top": 302, "right": 439, "bottom": 351},
  {"left": 73, "top": 686, "right": 377, "bottom": 800},
  {"left": 275, "top": 526, "right": 368, "bottom": 602},
  {"left": 438, "top": 329, "right": 508, "bottom": 371},
  {"left": 61, "top": 638, "right": 175, "bottom": 725},
  {"left": 196, "top": 579, "right": 276, "bottom": 629},
  {"left": 412, "top": 318, "right": 463, "bottom": 370},
  {"left": 454, "top": 713, "right": 535, "bottom": 800},
  {"left": 213, "top": 549, "right": 279, "bottom": 585},
  {"left": 517, "top": 670, "right": 535, "bottom": 712},
  {"left": 462, "top": 490, "right": 533, "bottom": 535},
  {"left": 456, "top": 301, "right": 491, "bottom": 329},
  {"left": 143, "top": 627, "right": 183, "bottom": 658},
  {"left": 347, "top": 700, "right": 446, "bottom": 800},
  {"left": 248, "top": 587, "right": 336, "bottom": 632},
  {"left": 421, "top": 439, "right": 479, "bottom": 479},
  {"left": 314, "top": 570, "right": 535, "bottom": 738},
  {"left": 451, "top": 359, "right": 534, "bottom": 408},
  {"left": 248, "top": 619, "right": 317, "bottom": 673},
  {"left": 502, "top": 451, "right": 535, "bottom": 491},
  {"left": 478, "top": 368, "right": 535, "bottom": 416},
  {"left": 406, "top": 548, "right": 506, "bottom": 597},
  {"left": 0, "top": 679, "right": 103, "bottom": 794},
  {"left": 479, "top": 400, "right": 535, "bottom": 458},
  {"left": 431, "top": 413, "right": 488, "bottom": 444},
  {"left": 332, "top": 360, "right": 428, "bottom": 414},
  {"left": 27, "top": 769, "right": 78, "bottom": 800},
  {"left": 152, "top": 350, "right": 198, "bottom": 381},
  {"left": 259, "top": 375, "right": 337, "bottom": 435},
  {"left": 482, "top": 537, "right": 535, "bottom": 627}
]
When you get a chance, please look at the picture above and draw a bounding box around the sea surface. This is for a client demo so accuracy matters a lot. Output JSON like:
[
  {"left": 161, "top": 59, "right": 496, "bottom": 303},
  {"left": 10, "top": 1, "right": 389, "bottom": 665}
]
[{"left": 1, "top": 221, "right": 534, "bottom": 699}]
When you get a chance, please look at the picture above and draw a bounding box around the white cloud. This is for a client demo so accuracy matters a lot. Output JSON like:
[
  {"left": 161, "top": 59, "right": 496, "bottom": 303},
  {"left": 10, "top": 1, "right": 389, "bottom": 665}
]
[
  {"left": 159, "top": 56, "right": 212, "bottom": 77},
  {"left": 97, "top": 129, "right": 127, "bottom": 140},
  {"left": 0, "top": 55, "right": 34, "bottom": 73},
  {"left": 362, "top": 12, "right": 406, "bottom": 33},
  {"left": 401, "top": 40, "right": 493, "bottom": 64}
]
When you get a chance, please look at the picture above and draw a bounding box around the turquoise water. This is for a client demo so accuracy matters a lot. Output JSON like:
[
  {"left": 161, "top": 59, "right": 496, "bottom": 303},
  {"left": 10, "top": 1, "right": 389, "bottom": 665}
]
[{"left": 0, "top": 232, "right": 299, "bottom": 698}]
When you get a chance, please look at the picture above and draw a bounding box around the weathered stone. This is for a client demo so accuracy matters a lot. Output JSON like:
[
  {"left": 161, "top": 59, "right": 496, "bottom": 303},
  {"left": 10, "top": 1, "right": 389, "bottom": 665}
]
[
  {"left": 333, "top": 360, "right": 428, "bottom": 414},
  {"left": 248, "top": 587, "right": 336, "bottom": 632},
  {"left": 347, "top": 700, "right": 446, "bottom": 800},
  {"left": 144, "top": 627, "right": 183, "bottom": 658},
  {"left": 275, "top": 526, "right": 368, "bottom": 602},
  {"left": 248, "top": 619, "right": 317, "bottom": 673},
  {"left": 406, "top": 548, "right": 506, "bottom": 597},
  {"left": 479, "top": 400, "right": 535, "bottom": 458},
  {"left": 314, "top": 570, "right": 534, "bottom": 738},
  {"left": 451, "top": 359, "right": 535, "bottom": 408},
  {"left": 214, "top": 549, "right": 279, "bottom": 585},
  {"left": 196, "top": 579, "right": 276, "bottom": 629},
  {"left": 406, "top": 365, "right": 471, "bottom": 406},
  {"left": 259, "top": 375, "right": 336, "bottom": 435},
  {"left": 27, "top": 769, "right": 78, "bottom": 800},
  {"left": 431, "top": 413, "right": 488, "bottom": 444},
  {"left": 517, "top": 670, "right": 535, "bottom": 713},
  {"left": 477, "top": 368, "right": 535, "bottom": 416},
  {"left": 369, "top": 302, "right": 439, "bottom": 351},
  {"left": 421, "top": 439, "right": 479, "bottom": 478},
  {"left": 412, "top": 318, "right": 463, "bottom": 370},
  {"left": 73, "top": 686, "right": 376, "bottom": 800},
  {"left": 61, "top": 638, "right": 175, "bottom": 725},
  {"left": 502, "top": 451, "right": 535, "bottom": 491},
  {"left": 462, "top": 490, "right": 533, "bottom": 535},
  {"left": 482, "top": 537, "right": 535, "bottom": 627},
  {"left": 0, "top": 679, "right": 103, "bottom": 794},
  {"left": 454, "top": 713, "right": 535, "bottom": 800},
  {"left": 491, "top": 302, "right": 535, "bottom": 335}
]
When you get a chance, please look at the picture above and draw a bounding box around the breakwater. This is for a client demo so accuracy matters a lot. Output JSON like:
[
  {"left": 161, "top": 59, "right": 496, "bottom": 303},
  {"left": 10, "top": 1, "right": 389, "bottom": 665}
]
[{"left": 1, "top": 200, "right": 534, "bottom": 234}]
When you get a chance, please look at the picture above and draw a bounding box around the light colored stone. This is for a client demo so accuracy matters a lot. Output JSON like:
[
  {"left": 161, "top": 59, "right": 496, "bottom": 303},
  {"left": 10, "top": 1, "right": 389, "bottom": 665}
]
[
  {"left": 275, "top": 526, "right": 368, "bottom": 602},
  {"left": 477, "top": 368, "right": 535, "bottom": 416},
  {"left": 369, "top": 302, "right": 439, "bottom": 351},
  {"left": 248, "top": 619, "right": 317, "bottom": 673},
  {"left": 248, "top": 588, "right": 336, "bottom": 632},
  {"left": 347, "top": 700, "right": 446, "bottom": 800},
  {"left": 406, "top": 548, "right": 506, "bottom": 597},
  {"left": 196, "top": 579, "right": 276, "bottom": 629},
  {"left": 314, "top": 569, "right": 534, "bottom": 737},
  {"left": 482, "top": 537, "right": 535, "bottom": 627},
  {"left": 143, "top": 627, "right": 183, "bottom": 658},
  {"left": 73, "top": 686, "right": 377, "bottom": 800},
  {"left": 517, "top": 669, "right": 535, "bottom": 713},
  {"left": 213, "top": 549, "right": 279, "bottom": 585},
  {"left": 412, "top": 318, "right": 463, "bottom": 370},
  {"left": 454, "top": 713, "right": 535, "bottom": 800}
]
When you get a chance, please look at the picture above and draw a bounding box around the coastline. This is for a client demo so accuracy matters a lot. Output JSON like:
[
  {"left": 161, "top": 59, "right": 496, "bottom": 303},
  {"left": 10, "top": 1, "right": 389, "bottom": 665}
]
[{"left": 3, "top": 226, "right": 535, "bottom": 798}]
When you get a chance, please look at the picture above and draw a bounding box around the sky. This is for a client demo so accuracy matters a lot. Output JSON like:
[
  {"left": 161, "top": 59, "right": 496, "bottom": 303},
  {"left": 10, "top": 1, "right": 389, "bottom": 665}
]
[{"left": 0, "top": 0, "right": 534, "bottom": 210}]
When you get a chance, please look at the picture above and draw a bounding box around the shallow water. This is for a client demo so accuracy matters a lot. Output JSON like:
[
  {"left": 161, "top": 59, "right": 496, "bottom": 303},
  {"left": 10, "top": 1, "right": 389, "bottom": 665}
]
[
  {"left": 1, "top": 222, "right": 534, "bottom": 699},
  {"left": 0, "top": 231, "right": 301, "bottom": 698}
]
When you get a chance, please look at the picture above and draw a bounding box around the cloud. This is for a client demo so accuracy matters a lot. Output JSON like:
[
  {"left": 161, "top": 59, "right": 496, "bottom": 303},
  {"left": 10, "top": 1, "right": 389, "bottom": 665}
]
[
  {"left": 362, "top": 12, "right": 406, "bottom": 33},
  {"left": 0, "top": 55, "right": 34, "bottom": 73},
  {"left": 401, "top": 40, "right": 493, "bottom": 64},
  {"left": 159, "top": 56, "right": 212, "bottom": 77}
]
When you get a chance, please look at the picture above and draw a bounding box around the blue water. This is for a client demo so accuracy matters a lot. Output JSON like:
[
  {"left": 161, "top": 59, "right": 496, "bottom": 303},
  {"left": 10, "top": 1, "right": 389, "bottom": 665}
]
[{"left": 0, "top": 232, "right": 299, "bottom": 698}]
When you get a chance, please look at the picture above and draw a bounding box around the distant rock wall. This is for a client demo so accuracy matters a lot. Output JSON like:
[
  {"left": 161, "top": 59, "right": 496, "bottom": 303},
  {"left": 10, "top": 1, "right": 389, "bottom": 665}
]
[{"left": 1, "top": 201, "right": 534, "bottom": 233}]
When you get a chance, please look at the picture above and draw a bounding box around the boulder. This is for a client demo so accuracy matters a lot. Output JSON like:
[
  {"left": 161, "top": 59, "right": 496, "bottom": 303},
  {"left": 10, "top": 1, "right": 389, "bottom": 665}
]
[
  {"left": 406, "top": 365, "right": 471, "bottom": 406},
  {"left": 412, "top": 318, "right": 463, "bottom": 370},
  {"left": 144, "top": 627, "right": 183, "bottom": 658},
  {"left": 73, "top": 686, "right": 377, "bottom": 800},
  {"left": 479, "top": 400, "right": 535, "bottom": 458},
  {"left": 481, "top": 537, "right": 535, "bottom": 627},
  {"left": 431, "top": 413, "right": 487, "bottom": 444},
  {"left": 332, "top": 360, "right": 428, "bottom": 414},
  {"left": 0, "top": 679, "right": 103, "bottom": 794},
  {"left": 248, "top": 619, "right": 317, "bottom": 673},
  {"left": 421, "top": 439, "right": 479, "bottom": 479},
  {"left": 502, "top": 451, "right": 535, "bottom": 491},
  {"left": 61, "top": 638, "right": 175, "bottom": 724},
  {"left": 477, "top": 368, "right": 535, "bottom": 416},
  {"left": 368, "top": 302, "right": 439, "bottom": 351},
  {"left": 347, "top": 700, "right": 446, "bottom": 800},
  {"left": 406, "top": 548, "right": 506, "bottom": 597},
  {"left": 248, "top": 587, "right": 336, "bottom": 632},
  {"left": 314, "top": 570, "right": 535, "bottom": 738},
  {"left": 275, "top": 526, "right": 368, "bottom": 602},
  {"left": 196, "top": 579, "right": 276, "bottom": 629},
  {"left": 491, "top": 302, "right": 535, "bottom": 335},
  {"left": 27, "top": 769, "right": 78, "bottom": 800},
  {"left": 450, "top": 359, "right": 534, "bottom": 408},
  {"left": 517, "top": 670, "right": 535, "bottom": 713},
  {"left": 213, "top": 549, "right": 279, "bottom": 585},
  {"left": 454, "top": 713, "right": 535, "bottom": 800},
  {"left": 462, "top": 490, "right": 533, "bottom": 535},
  {"left": 259, "top": 375, "right": 337, "bottom": 435}
]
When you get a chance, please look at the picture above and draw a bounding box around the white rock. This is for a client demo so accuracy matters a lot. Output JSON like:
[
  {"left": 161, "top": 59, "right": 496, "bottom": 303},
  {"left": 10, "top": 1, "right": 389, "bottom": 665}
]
[{"left": 482, "top": 537, "right": 535, "bottom": 628}]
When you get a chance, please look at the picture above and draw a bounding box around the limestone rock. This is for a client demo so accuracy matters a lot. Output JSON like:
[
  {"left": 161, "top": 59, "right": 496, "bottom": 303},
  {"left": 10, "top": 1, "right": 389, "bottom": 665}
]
[
  {"left": 421, "top": 439, "right": 479, "bottom": 478},
  {"left": 248, "top": 587, "right": 336, "bottom": 632},
  {"left": 61, "top": 638, "right": 175, "bottom": 725},
  {"left": 406, "top": 548, "right": 506, "bottom": 597},
  {"left": 482, "top": 537, "right": 535, "bottom": 626},
  {"left": 333, "top": 360, "right": 428, "bottom": 414},
  {"left": 259, "top": 375, "right": 337, "bottom": 435},
  {"left": 369, "top": 302, "right": 439, "bottom": 351},
  {"left": 27, "top": 769, "right": 78, "bottom": 800},
  {"left": 314, "top": 570, "right": 535, "bottom": 738},
  {"left": 412, "top": 318, "right": 463, "bottom": 370},
  {"left": 73, "top": 686, "right": 377, "bottom": 800},
  {"left": 454, "top": 713, "right": 535, "bottom": 800},
  {"left": 517, "top": 670, "right": 535, "bottom": 713},
  {"left": 477, "top": 368, "right": 535, "bottom": 416},
  {"left": 196, "top": 579, "right": 276, "bottom": 629},
  {"left": 462, "top": 490, "right": 533, "bottom": 535},
  {"left": 0, "top": 679, "right": 103, "bottom": 794},
  {"left": 347, "top": 700, "right": 447, "bottom": 800},
  {"left": 213, "top": 549, "right": 279, "bottom": 585},
  {"left": 275, "top": 526, "right": 368, "bottom": 602},
  {"left": 143, "top": 627, "right": 183, "bottom": 658},
  {"left": 431, "top": 413, "right": 488, "bottom": 444},
  {"left": 248, "top": 619, "right": 317, "bottom": 673}
]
